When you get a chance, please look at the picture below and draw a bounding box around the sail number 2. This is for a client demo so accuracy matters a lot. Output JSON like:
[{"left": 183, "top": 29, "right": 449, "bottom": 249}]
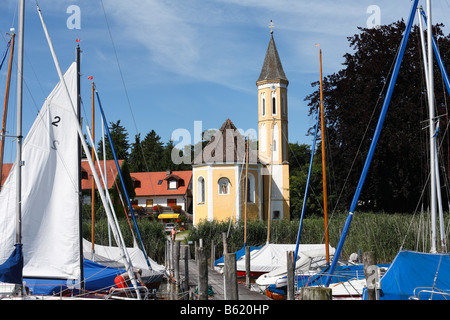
[{"left": 51, "top": 116, "right": 61, "bottom": 150}]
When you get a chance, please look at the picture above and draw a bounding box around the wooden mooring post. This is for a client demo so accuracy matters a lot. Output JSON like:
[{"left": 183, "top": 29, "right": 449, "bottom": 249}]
[
  {"left": 174, "top": 241, "right": 180, "bottom": 284},
  {"left": 224, "top": 253, "right": 238, "bottom": 300},
  {"left": 299, "top": 287, "right": 332, "bottom": 300},
  {"left": 287, "top": 251, "right": 295, "bottom": 300},
  {"left": 184, "top": 245, "right": 189, "bottom": 295},
  {"left": 363, "top": 251, "right": 378, "bottom": 300},
  {"left": 197, "top": 247, "right": 208, "bottom": 300},
  {"left": 211, "top": 239, "right": 215, "bottom": 269},
  {"left": 245, "top": 246, "right": 250, "bottom": 288}
]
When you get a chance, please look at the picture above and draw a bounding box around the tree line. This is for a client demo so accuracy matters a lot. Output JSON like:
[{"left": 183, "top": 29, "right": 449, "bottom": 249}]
[{"left": 305, "top": 21, "right": 450, "bottom": 214}]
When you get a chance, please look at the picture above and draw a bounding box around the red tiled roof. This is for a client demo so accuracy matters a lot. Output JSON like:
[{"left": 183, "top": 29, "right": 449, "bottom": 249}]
[
  {"left": 81, "top": 159, "right": 123, "bottom": 190},
  {"left": 1, "top": 161, "right": 192, "bottom": 197},
  {"left": 0, "top": 163, "right": 13, "bottom": 186},
  {"left": 130, "top": 171, "right": 192, "bottom": 197},
  {"left": 1, "top": 160, "right": 123, "bottom": 190}
]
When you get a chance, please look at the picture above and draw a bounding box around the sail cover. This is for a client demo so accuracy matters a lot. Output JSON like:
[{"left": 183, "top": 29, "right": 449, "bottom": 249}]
[
  {"left": 373, "top": 250, "right": 450, "bottom": 300},
  {"left": 0, "top": 62, "right": 80, "bottom": 281},
  {"left": 235, "top": 244, "right": 329, "bottom": 273}
]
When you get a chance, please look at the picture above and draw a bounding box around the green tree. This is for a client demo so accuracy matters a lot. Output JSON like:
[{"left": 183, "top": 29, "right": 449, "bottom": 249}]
[
  {"left": 288, "top": 142, "right": 328, "bottom": 219},
  {"left": 97, "top": 120, "right": 130, "bottom": 162},
  {"left": 128, "top": 133, "right": 146, "bottom": 172},
  {"left": 305, "top": 21, "right": 450, "bottom": 213},
  {"left": 140, "top": 129, "right": 165, "bottom": 171},
  {"left": 110, "top": 161, "right": 136, "bottom": 218}
]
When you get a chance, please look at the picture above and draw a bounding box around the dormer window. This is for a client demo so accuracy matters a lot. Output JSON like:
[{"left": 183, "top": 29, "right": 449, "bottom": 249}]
[
  {"left": 165, "top": 173, "right": 184, "bottom": 190},
  {"left": 168, "top": 179, "right": 177, "bottom": 189}
]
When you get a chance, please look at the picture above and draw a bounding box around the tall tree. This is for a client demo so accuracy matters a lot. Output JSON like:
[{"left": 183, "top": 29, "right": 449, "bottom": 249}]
[
  {"left": 140, "top": 129, "right": 165, "bottom": 172},
  {"left": 305, "top": 21, "right": 450, "bottom": 213},
  {"left": 129, "top": 133, "right": 146, "bottom": 172},
  {"left": 97, "top": 120, "right": 130, "bottom": 162}
]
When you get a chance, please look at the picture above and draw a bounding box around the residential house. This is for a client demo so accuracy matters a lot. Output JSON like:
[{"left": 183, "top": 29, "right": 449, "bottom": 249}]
[{"left": 130, "top": 170, "right": 192, "bottom": 216}]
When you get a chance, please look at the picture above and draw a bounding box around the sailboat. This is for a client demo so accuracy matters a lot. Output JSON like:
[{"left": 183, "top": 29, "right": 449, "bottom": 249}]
[
  {"left": 82, "top": 85, "right": 166, "bottom": 291},
  {"left": 372, "top": 2, "right": 450, "bottom": 301},
  {"left": 0, "top": 1, "right": 148, "bottom": 299},
  {"left": 320, "top": 0, "right": 450, "bottom": 300}
]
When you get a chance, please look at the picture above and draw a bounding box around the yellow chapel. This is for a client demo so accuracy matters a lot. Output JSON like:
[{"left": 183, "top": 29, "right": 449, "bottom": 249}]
[{"left": 192, "top": 31, "right": 290, "bottom": 226}]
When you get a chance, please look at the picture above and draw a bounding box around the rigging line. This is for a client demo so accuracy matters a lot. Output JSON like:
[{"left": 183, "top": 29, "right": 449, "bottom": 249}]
[
  {"left": 99, "top": 1, "right": 158, "bottom": 199},
  {"left": 400, "top": 108, "right": 450, "bottom": 250},
  {"left": 281, "top": 126, "right": 323, "bottom": 212},
  {"left": 0, "top": 29, "right": 43, "bottom": 118},
  {"left": 110, "top": 164, "right": 137, "bottom": 241},
  {"left": 328, "top": 29, "right": 403, "bottom": 218}
]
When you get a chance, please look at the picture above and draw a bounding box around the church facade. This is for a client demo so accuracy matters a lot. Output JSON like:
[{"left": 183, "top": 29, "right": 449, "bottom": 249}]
[{"left": 192, "top": 32, "right": 290, "bottom": 226}]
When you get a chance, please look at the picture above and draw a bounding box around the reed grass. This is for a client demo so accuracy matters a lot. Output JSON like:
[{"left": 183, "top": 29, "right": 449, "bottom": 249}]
[{"left": 83, "top": 212, "right": 449, "bottom": 265}]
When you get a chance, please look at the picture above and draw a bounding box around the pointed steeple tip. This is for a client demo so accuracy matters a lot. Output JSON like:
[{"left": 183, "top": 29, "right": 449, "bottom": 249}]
[{"left": 257, "top": 22, "right": 288, "bottom": 85}]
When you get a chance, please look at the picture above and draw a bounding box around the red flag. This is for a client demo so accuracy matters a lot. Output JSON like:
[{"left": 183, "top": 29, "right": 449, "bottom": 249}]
[
  {"left": 88, "top": 76, "right": 93, "bottom": 80},
  {"left": 76, "top": 39, "right": 81, "bottom": 42}
]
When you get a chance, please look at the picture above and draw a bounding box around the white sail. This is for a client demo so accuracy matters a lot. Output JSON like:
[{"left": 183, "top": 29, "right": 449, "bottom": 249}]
[{"left": 0, "top": 62, "right": 80, "bottom": 280}]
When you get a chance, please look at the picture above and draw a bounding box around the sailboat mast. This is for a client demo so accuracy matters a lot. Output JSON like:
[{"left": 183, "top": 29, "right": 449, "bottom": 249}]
[
  {"left": 91, "top": 81, "right": 95, "bottom": 253},
  {"left": 319, "top": 48, "right": 330, "bottom": 263},
  {"left": 243, "top": 137, "right": 249, "bottom": 246},
  {"left": 15, "top": 0, "right": 24, "bottom": 252},
  {"left": 76, "top": 44, "right": 85, "bottom": 290},
  {"left": 418, "top": 6, "right": 447, "bottom": 252},
  {"left": 0, "top": 32, "right": 15, "bottom": 189},
  {"left": 14, "top": 0, "right": 25, "bottom": 295},
  {"left": 426, "top": 0, "right": 437, "bottom": 253}
]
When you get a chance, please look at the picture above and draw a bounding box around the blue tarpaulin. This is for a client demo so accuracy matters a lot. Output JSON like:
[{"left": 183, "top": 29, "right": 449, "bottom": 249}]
[
  {"left": 24, "top": 259, "right": 124, "bottom": 296},
  {"left": 0, "top": 244, "right": 23, "bottom": 285},
  {"left": 214, "top": 246, "right": 261, "bottom": 266},
  {"left": 367, "top": 250, "right": 450, "bottom": 300}
]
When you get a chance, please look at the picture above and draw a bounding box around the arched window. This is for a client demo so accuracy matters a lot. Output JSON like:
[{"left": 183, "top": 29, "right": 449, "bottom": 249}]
[
  {"left": 245, "top": 173, "right": 255, "bottom": 203},
  {"left": 197, "top": 176, "right": 205, "bottom": 204},
  {"left": 273, "top": 123, "right": 279, "bottom": 162},
  {"left": 218, "top": 177, "right": 230, "bottom": 195},
  {"left": 272, "top": 92, "right": 277, "bottom": 115},
  {"left": 261, "top": 93, "right": 266, "bottom": 117}
]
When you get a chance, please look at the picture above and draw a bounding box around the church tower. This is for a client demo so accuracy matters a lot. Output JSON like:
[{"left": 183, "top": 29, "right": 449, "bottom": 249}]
[{"left": 257, "top": 28, "right": 290, "bottom": 221}]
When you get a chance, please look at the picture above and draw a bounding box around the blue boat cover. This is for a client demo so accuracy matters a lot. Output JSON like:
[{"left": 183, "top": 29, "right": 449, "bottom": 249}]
[
  {"left": 24, "top": 259, "right": 124, "bottom": 296},
  {"left": 214, "top": 246, "right": 261, "bottom": 266},
  {"left": 0, "top": 244, "right": 23, "bottom": 285},
  {"left": 368, "top": 250, "right": 450, "bottom": 300},
  {"left": 295, "top": 263, "right": 387, "bottom": 288}
]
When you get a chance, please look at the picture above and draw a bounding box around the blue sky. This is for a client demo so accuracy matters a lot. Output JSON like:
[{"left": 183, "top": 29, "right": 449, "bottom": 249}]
[{"left": 1, "top": 0, "right": 450, "bottom": 164}]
